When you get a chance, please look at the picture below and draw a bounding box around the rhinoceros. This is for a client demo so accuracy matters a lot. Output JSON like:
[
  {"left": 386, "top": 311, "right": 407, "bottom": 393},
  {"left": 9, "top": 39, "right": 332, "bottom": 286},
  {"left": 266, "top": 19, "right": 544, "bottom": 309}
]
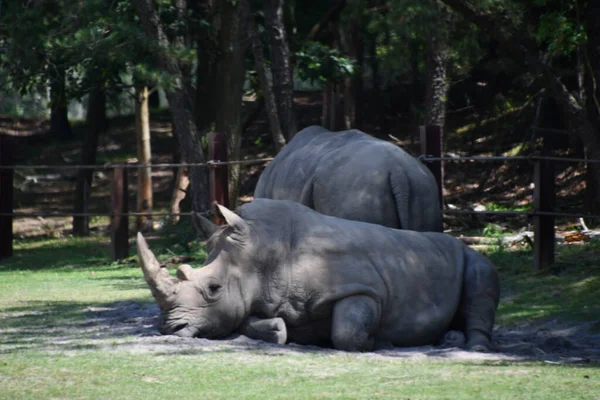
[
  {"left": 138, "top": 199, "right": 499, "bottom": 352},
  {"left": 254, "top": 126, "right": 443, "bottom": 232}
]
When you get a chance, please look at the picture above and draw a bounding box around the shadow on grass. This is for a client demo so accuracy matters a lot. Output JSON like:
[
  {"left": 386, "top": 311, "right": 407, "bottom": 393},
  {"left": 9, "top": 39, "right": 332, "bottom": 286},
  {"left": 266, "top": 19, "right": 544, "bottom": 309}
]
[{"left": 0, "top": 299, "right": 160, "bottom": 354}]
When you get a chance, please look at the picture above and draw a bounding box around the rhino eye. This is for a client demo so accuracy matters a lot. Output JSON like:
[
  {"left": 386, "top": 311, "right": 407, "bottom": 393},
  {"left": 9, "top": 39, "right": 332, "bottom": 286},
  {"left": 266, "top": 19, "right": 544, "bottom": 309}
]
[{"left": 208, "top": 283, "right": 222, "bottom": 295}]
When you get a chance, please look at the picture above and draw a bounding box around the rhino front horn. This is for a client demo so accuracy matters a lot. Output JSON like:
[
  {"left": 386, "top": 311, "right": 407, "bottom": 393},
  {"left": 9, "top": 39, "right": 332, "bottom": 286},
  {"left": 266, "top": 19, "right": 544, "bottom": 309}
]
[{"left": 137, "top": 232, "right": 177, "bottom": 309}]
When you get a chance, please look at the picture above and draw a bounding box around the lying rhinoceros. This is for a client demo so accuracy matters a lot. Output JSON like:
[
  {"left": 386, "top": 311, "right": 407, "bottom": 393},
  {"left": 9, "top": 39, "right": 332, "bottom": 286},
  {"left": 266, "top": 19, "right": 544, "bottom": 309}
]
[
  {"left": 254, "top": 126, "right": 443, "bottom": 232},
  {"left": 138, "top": 199, "right": 499, "bottom": 352}
]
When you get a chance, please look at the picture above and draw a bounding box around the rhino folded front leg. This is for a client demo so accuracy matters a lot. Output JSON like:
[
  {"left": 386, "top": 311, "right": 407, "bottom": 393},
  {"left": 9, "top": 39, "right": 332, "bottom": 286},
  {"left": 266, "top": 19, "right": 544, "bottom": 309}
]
[{"left": 239, "top": 316, "right": 288, "bottom": 345}]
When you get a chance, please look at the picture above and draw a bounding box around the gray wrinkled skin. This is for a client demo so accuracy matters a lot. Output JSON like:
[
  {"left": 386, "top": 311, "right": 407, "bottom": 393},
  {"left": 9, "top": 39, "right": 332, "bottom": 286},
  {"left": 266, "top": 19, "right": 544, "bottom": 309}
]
[
  {"left": 138, "top": 199, "right": 499, "bottom": 352},
  {"left": 254, "top": 126, "right": 443, "bottom": 232}
]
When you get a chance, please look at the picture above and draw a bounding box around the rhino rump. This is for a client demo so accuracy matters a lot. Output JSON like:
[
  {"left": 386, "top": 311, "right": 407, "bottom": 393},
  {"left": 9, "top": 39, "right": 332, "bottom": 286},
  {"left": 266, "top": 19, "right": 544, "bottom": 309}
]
[{"left": 254, "top": 126, "right": 442, "bottom": 231}]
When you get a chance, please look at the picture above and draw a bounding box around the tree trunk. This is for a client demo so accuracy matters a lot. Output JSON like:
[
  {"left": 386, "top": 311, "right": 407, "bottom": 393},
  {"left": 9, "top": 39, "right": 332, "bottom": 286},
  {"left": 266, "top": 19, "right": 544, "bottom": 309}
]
[
  {"left": 49, "top": 65, "right": 74, "bottom": 140},
  {"left": 135, "top": 86, "right": 153, "bottom": 231},
  {"left": 214, "top": 0, "right": 246, "bottom": 208},
  {"left": 170, "top": 167, "right": 190, "bottom": 223},
  {"left": 264, "top": 0, "right": 297, "bottom": 140},
  {"left": 244, "top": 0, "right": 286, "bottom": 152},
  {"left": 339, "top": 9, "right": 362, "bottom": 130},
  {"left": 195, "top": 7, "right": 218, "bottom": 133},
  {"left": 131, "top": 0, "right": 209, "bottom": 213},
  {"left": 424, "top": 3, "right": 450, "bottom": 128},
  {"left": 73, "top": 88, "right": 106, "bottom": 236}
]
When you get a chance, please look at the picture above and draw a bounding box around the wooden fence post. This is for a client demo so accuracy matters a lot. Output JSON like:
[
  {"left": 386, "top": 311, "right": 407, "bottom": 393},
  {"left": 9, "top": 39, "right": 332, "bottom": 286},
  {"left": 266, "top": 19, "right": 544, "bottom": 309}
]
[
  {"left": 0, "top": 135, "right": 13, "bottom": 259},
  {"left": 419, "top": 125, "right": 444, "bottom": 208},
  {"left": 208, "top": 132, "right": 229, "bottom": 225},
  {"left": 533, "top": 153, "right": 555, "bottom": 270},
  {"left": 111, "top": 166, "right": 129, "bottom": 261}
]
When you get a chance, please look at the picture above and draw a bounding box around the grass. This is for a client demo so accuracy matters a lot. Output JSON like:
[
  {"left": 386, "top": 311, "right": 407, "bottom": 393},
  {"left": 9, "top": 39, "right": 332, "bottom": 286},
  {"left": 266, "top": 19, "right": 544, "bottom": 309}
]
[
  {"left": 1, "top": 234, "right": 599, "bottom": 399},
  {"left": 1, "top": 351, "right": 598, "bottom": 399},
  {"left": 482, "top": 239, "right": 600, "bottom": 328}
]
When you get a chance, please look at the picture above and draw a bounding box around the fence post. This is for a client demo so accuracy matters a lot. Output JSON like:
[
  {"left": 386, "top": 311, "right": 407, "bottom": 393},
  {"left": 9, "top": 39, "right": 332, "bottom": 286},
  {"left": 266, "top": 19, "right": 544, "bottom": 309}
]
[
  {"left": 533, "top": 153, "right": 555, "bottom": 270},
  {"left": 0, "top": 135, "right": 13, "bottom": 259},
  {"left": 419, "top": 125, "right": 444, "bottom": 208},
  {"left": 208, "top": 132, "right": 229, "bottom": 225},
  {"left": 111, "top": 166, "right": 129, "bottom": 261}
]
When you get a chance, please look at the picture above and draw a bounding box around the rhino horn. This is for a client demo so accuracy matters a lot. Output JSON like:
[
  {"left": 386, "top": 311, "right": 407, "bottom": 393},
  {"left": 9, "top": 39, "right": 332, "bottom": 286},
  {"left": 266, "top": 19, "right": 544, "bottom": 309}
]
[
  {"left": 192, "top": 212, "right": 220, "bottom": 239},
  {"left": 216, "top": 204, "right": 249, "bottom": 234},
  {"left": 137, "top": 232, "right": 177, "bottom": 309},
  {"left": 176, "top": 264, "right": 195, "bottom": 281}
]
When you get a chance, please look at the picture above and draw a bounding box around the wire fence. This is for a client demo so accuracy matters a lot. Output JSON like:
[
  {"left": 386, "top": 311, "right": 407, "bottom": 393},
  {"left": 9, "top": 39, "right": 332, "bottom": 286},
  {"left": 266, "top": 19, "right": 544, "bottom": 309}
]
[{"left": 2, "top": 127, "right": 599, "bottom": 268}]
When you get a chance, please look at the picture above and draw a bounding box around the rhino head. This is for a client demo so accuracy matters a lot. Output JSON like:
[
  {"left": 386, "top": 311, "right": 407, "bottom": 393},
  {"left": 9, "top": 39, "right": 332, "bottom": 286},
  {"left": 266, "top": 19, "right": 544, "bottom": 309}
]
[{"left": 137, "top": 205, "right": 259, "bottom": 339}]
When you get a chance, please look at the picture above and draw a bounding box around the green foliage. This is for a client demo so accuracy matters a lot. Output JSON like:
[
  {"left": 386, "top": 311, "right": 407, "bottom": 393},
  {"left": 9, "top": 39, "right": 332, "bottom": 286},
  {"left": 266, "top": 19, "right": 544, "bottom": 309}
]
[
  {"left": 0, "top": 0, "right": 199, "bottom": 114},
  {"left": 536, "top": 11, "right": 586, "bottom": 56},
  {"left": 295, "top": 42, "right": 356, "bottom": 85},
  {"left": 482, "top": 223, "right": 505, "bottom": 237},
  {"left": 485, "top": 202, "right": 533, "bottom": 212}
]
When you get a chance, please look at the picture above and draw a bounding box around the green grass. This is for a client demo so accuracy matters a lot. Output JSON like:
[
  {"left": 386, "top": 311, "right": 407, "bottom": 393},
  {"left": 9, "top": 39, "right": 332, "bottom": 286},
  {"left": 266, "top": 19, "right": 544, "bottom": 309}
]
[
  {"left": 482, "top": 239, "right": 600, "bottom": 328},
  {"left": 484, "top": 202, "right": 533, "bottom": 212},
  {"left": 1, "top": 234, "right": 599, "bottom": 399},
  {"left": 1, "top": 351, "right": 598, "bottom": 400}
]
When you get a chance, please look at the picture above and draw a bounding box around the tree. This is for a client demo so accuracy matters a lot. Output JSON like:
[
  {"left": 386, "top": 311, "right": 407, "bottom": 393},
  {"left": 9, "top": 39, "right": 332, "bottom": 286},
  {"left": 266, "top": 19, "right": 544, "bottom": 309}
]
[
  {"left": 73, "top": 86, "right": 107, "bottom": 236},
  {"left": 440, "top": 0, "right": 600, "bottom": 215},
  {"left": 214, "top": 0, "right": 248, "bottom": 208},
  {"left": 135, "top": 86, "right": 153, "bottom": 231},
  {"left": 264, "top": 0, "right": 297, "bottom": 140},
  {"left": 244, "top": 0, "right": 287, "bottom": 151},
  {"left": 131, "top": 0, "right": 209, "bottom": 213},
  {"left": 423, "top": 1, "right": 452, "bottom": 128}
]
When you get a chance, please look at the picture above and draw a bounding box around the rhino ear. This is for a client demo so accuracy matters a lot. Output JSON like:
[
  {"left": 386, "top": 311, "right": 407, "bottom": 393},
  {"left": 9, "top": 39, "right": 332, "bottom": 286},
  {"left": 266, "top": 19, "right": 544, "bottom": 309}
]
[
  {"left": 216, "top": 204, "right": 249, "bottom": 235},
  {"left": 192, "top": 212, "right": 220, "bottom": 239}
]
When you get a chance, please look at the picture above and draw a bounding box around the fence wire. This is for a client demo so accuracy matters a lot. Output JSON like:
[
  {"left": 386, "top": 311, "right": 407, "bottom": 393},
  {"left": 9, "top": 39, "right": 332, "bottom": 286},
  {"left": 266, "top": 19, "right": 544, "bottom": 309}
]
[
  {"left": 1, "top": 153, "right": 600, "bottom": 221},
  {"left": 0, "top": 157, "right": 275, "bottom": 170}
]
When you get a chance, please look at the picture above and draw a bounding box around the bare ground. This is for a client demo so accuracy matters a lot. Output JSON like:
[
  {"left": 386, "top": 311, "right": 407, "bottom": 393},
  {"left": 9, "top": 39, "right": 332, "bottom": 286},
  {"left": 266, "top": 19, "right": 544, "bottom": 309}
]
[{"left": 4, "top": 301, "right": 598, "bottom": 365}]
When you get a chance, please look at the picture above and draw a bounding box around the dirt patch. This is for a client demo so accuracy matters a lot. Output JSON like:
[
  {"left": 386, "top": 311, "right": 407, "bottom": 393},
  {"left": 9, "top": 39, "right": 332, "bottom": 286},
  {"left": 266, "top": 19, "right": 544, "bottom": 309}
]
[{"left": 6, "top": 300, "right": 595, "bottom": 364}]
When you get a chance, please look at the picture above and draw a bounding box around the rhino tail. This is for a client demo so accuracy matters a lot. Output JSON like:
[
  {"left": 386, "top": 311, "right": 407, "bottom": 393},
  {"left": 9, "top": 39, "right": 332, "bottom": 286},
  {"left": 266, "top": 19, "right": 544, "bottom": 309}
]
[{"left": 388, "top": 169, "right": 413, "bottom": 230}]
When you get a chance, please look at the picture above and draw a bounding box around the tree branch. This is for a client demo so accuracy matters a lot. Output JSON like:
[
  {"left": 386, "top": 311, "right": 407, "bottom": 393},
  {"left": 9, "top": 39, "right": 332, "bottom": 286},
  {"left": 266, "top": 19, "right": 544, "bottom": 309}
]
[{"left": 305, "top": 0, "right": 347, "bottom": 42}]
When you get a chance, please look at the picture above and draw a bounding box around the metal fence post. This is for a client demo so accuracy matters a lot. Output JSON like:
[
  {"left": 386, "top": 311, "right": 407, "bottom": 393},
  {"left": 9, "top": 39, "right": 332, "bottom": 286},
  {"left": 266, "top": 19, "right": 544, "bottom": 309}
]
[
  {"left": 533, "top": 153, "right": 555, "bottom": 270},
  {"left": 208, "top": 132, "right": 229, "bottom": 224},
  {"left": 0, "top": 135, "right": 13, "bottom": 259},
  {"left": 419, "top": 125, "right": 444, "bottom": 208},
  {"left": 111, "top": 166, "right": 129, "bottom": 261}
]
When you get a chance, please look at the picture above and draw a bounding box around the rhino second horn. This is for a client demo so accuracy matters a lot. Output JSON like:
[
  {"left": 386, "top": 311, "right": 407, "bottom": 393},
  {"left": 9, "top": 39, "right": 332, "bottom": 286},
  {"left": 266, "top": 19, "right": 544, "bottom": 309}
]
[
  {"left": 137, "top": 232, "right": 176, "bottom": 308},
  {"left": 176, "top": 264, "right": 195, "bottom": 281}
]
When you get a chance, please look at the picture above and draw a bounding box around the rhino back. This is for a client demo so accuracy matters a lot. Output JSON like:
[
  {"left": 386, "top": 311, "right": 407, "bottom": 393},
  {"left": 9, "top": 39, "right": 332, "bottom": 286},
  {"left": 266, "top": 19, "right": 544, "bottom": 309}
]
[
  {"left": 254, "top": 126, "right": 332, "bottom": 202},
  {"left": 254, "top": 126, "right": 441, "bottom": 231}
]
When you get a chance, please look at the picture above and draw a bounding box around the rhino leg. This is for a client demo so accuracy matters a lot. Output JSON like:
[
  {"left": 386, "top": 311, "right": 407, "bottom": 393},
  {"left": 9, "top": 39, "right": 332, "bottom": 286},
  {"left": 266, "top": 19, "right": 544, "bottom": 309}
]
[
  {"left": 238, "top": 316, "right": 288, "bottom": 345},
  {"left": 331, "top": 295, "right": 379, "bottom": 352},
  {"left": 459, "top": 248, "right": 500, "bottom": 352},
  {"left": 440, "top": 330, "right": 466, "bottom": 348}
]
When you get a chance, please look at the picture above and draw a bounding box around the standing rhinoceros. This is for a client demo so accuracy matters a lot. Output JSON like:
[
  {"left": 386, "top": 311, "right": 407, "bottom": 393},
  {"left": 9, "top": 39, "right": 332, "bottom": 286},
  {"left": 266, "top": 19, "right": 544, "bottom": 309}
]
[
  {"left": 138, "top": 199, "right": 499, "bottom": 352},
  {"left": 254, "top": 126, "right": 443, "bottom": 232}
]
